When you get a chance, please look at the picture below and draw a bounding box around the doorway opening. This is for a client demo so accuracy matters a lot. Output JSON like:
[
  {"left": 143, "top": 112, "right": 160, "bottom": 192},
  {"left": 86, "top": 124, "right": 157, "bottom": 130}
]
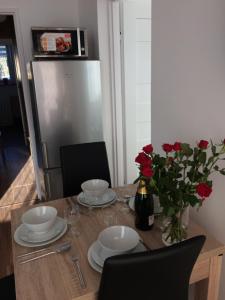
[
  {"left": 0, "top": 15, "right": 37, "bottom": 206},
  {"left": 0, "top": 14, "right": 38, "bottom": 278}
]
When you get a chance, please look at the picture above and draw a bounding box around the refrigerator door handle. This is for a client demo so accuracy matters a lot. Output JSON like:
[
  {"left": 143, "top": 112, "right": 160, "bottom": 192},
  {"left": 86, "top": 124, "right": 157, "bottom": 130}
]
[
  {"left": 42, "top": 142, "right": 49, "bottom": 169},
  {"left": 77, "top": 28, "right": 81, "bottom": 57},
  {"left": 45, "top": 172, "right": 51, "bottom": 200}
]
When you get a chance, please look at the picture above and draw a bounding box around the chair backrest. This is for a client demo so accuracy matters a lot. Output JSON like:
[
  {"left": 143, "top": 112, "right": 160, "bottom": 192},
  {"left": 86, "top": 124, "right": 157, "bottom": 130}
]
[
  {"left": 60, "top": 142, "right": 111, "bottom": 197},
  {"left": 98, "top": 235, "right": 206, "bottom": 300},
  {"left": 0, "top": 274, "right": 16, "bottom": 300}
]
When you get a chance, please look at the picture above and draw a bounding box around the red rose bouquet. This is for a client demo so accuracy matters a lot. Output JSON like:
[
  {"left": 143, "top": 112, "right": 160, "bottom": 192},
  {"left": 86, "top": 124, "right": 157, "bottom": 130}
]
[{"left": 135, "top": 140, "right": 225, "bottom": 243}]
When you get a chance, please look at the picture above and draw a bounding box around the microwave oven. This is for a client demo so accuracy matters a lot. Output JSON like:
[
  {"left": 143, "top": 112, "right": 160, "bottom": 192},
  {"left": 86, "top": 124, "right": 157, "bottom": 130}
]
[{"left": 31, "top": 27, "right": 88, "bottom": 58}]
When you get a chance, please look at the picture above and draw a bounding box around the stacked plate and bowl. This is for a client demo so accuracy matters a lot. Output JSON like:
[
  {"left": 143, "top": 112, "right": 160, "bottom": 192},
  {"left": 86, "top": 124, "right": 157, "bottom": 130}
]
[
  {"left": 14, "top": 206, "right": 67, "bottom": 247},
  {"left": 77, "top": 179, "right": 117, "bottom": 208},
  {"left": 87, "top": 225, "right": 147, "bottom": 273}
]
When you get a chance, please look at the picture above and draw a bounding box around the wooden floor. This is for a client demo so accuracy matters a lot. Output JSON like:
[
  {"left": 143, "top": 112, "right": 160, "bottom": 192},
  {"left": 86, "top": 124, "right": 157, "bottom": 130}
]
[{"left": 0, "top": 125, "right": 38, "bottom": 278}]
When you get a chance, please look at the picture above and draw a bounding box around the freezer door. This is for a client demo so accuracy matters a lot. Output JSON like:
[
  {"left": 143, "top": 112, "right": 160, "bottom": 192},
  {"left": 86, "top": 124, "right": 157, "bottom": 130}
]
[
  {"left": 31, "top": 60, "right": 103, "bottom": 168},
  {"left": 44, "top": 168, "right": 63, "bottom": 200}
]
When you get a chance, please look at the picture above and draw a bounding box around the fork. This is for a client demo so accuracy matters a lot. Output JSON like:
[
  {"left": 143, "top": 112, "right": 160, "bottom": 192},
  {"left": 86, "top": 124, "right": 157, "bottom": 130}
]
[
  {"left": 19, "top": 242, "right": 71, "bottom": 264},
  {"left": 17, "top": 241, "right": 71, "bottom": 259},
  {"left": 71, "top": 256, "right": 86, "bottom": 289}
]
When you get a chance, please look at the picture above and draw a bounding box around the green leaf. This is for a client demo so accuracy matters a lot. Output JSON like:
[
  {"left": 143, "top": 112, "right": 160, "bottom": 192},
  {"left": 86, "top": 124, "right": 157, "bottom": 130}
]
[
  {"left": 183, "top": 194, "right": 199, "bottom": 207},
  {"left": 212, "top": 145, "right": 216, "bottom": 155},
  {"left": 206, "top": 180, "right": 213, "bottom": 187},
  {"left": 194, "top": 147, "right": 199, "bottom": 157},
  {"left": 181, "top": 143, "right": 189, "bottom": 151},
  {"left": 207, "top": 156, "right": 214, "bottom": 165},
  {"left": 187, "top": 160, "right": 195, "bottom": 166},
  {"left": 198, "top": 152, "right": 206, "bottom": 164},
  {"left": 181, "top": 143, "right": 193, "bottom": 157},
  {"left": 202, "top": 167, "right": 209, "bottom": 176},
  {"left": 187, "top": 168, "right": 194, "bottom": 181},
  {"left": 167, "top": 207, "right": 175, "bottom": 217}
]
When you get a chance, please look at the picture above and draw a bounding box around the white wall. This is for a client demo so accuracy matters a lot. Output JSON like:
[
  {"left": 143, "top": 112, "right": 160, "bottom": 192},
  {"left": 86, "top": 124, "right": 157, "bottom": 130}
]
[
  {"left": 78, "top": 0, "right": 99, "bottom": 59},
  {"left": 97, "top": 0, "right": 116, "bottom": 186},
  {"left": 152, "top": 0, "right": 225, "bottom": 298}
]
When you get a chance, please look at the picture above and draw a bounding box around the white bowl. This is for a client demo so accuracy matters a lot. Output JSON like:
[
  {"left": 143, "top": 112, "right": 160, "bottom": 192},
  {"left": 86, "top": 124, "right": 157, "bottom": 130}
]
[
  {"left": 97, "top": 226, "right": 139, "bottom": 260},
  {"left": 22, "top": 206, "right": 57, "bottom": 233},
  {"left": 81, "top": 179, "right": 109, "bottom": 198}
]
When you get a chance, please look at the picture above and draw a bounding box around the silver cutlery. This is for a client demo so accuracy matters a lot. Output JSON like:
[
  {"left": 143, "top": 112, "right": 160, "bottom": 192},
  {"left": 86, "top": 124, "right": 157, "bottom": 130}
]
[
  {"left": 17, "top": 241, "right": 71, "bottom": 259},
  {"left": 19, "top": 242, "right": 71, "bottom": 264},
  {"left": 71, "top": 256, "right": 86, "bottom": 289}
]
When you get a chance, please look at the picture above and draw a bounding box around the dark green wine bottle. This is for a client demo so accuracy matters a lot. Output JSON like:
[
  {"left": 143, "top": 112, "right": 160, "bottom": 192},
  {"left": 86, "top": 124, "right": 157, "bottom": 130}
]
[{"left": 135, "top": 179, "right": 154, "bottom": 231}]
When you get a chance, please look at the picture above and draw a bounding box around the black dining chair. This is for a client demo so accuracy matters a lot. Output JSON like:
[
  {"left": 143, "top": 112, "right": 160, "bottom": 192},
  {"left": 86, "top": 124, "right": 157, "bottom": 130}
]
[
  {"left": 0, "top": 274, "right": 16, "bottom": 300},
  {"left": 60, "top": 142, "right": 111, "bottom": 197},
  {"left": 98, "top": 235, "right": 206, "bottom": 300}
]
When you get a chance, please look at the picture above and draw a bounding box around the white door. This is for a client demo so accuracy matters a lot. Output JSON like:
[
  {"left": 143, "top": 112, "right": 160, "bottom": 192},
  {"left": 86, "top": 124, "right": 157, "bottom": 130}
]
[{"left": 121, "top": 0, "right": 151, "bottom": 183}]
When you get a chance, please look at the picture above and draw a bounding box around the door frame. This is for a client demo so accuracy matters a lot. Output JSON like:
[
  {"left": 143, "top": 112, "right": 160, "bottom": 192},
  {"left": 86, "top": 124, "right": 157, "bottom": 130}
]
[
  {"left": 0, "top": 9, "right": 28, "bottom": 135},
  {"left": 97, "top": 0, "right": 125, "bottom": 186},
  {"left": 101, "top": 0, "right": 151, "bottom": 185},
  {"left": 0, "top": 8, "right": 41, "bottom": 197}
]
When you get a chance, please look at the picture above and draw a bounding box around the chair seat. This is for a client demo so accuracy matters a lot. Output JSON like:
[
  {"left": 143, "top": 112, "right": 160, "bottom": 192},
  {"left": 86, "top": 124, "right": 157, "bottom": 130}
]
[{"left": 0, "top": 274, "right": 16, "bottom": 299}]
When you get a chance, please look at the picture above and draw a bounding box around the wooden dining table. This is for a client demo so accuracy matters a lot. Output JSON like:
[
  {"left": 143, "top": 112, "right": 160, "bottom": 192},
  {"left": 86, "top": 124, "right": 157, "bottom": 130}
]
[{"left": 11, "top": 185, "right": 225, "bottom": 300}]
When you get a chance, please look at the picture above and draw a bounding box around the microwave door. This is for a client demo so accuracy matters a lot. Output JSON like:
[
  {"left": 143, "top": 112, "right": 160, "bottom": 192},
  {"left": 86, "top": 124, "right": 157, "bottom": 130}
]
[{"left": 31, "top": 27, "right": 88, "bottom": 58}]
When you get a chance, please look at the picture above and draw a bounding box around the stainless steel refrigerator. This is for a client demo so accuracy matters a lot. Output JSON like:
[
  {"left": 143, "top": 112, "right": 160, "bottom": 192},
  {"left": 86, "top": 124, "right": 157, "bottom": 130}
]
[{"left": 29, "top": 60, "right": 103, "bottom": 200}]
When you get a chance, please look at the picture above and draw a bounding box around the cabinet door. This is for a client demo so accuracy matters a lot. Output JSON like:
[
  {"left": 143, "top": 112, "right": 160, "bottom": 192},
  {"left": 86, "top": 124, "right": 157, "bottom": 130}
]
[{"left": 122, "top": 0, "right": 151, "bottom": 183}]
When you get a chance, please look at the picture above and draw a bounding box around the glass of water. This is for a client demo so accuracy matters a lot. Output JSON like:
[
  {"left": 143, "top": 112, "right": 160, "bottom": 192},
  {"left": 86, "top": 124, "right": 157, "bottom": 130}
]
[
  {"left": 64, "top": 204, "right": 81, "bottom": 237},
  {"left": 101, "top": 206, "right": 118, "bottom": 227}
]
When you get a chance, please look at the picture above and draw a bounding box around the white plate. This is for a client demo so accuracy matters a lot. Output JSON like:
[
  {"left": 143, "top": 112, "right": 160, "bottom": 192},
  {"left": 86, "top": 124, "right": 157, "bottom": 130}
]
[
  {"left": 20, "top": 217, "right": 66, "bottom": 243},
  {"left": 91, "top": 241, "right": 105, "bottom": 267},
  {"left": 91, "top": 240, "right": 139, "bottom": 267},
  {"left": 14, "top": 217, "right": 67, "bottom": 248},
  {"left": 88, "top": 241, "right": 147, "bottom": 273},
  {"left": 88, "top": 246, "right": 103, "bottom": 273},
  {"left": 77, "top": 189, "right": 117, "bottom": 208}
]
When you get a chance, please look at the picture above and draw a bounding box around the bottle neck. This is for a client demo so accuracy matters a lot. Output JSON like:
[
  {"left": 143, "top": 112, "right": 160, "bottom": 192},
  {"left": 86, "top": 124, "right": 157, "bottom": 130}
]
[{"left": 137, "top": 179, "right": 148, "bottom": 195}]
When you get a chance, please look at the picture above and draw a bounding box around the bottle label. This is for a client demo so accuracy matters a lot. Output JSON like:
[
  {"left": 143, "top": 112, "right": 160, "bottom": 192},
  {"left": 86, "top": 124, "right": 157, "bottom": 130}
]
[{"left": 148, "top": 215, "right": 154, "bottom": 226}]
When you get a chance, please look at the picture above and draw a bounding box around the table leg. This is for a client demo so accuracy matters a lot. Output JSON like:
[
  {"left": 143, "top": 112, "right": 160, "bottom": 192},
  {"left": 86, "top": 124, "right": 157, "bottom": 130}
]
[{"left": 195, "top": 255, "right": 223, "bottom": 300}]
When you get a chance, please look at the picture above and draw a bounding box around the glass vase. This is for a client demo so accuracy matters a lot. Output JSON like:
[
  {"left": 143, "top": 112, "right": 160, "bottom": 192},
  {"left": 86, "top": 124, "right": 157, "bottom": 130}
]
[{"left": 162, "top": 206, "right": 189, "bottom": 246}]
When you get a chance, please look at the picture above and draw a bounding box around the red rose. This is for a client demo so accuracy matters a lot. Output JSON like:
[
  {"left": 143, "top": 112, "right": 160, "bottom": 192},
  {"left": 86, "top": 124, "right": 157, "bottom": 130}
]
[
  {"left": 141, "top": 166, "right": 154, "bottom": 177},
  {"left": 198, "top": 140, "right": 208, "bottom": 149},
  {"left": 142, "top": 144, "right": 153, "bottom": 154},
  {"left": 223, "top": 139, "right": 225, "bottom": 145},
  {"left": 135, "top": 152, "right": 151, "bottom": 166},
  {"left": 162, "top": 143, "right": 173, "bottom": 153},
  {"left": 173, "top": 142, "right": 181, "bottom": 151},
  {"left": 196, "top": 183, "right": 212, "bottom": 198}
]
